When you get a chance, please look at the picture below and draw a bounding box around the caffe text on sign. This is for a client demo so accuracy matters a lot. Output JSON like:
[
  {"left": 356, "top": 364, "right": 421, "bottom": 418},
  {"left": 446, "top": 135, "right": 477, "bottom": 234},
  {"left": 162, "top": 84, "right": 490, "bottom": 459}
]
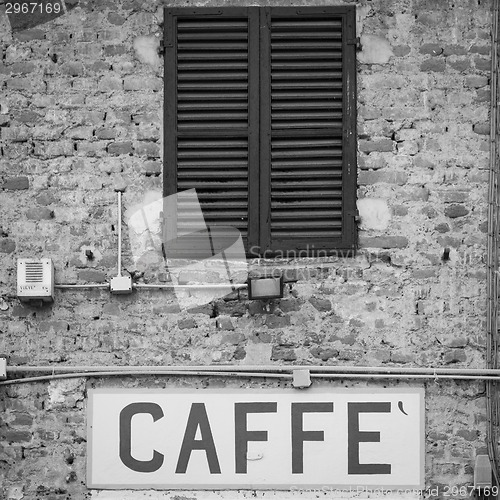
[{"left": 87, "top": 388, "right": 424, "bottom": 489}]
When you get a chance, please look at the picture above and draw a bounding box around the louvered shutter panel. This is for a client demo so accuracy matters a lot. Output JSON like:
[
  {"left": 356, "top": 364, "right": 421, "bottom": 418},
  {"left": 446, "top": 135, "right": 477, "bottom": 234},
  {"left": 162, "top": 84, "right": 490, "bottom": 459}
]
[
  {"left": 164, "top": 9, "right": 259, "bottom": 256},
  {"left": 165, "top": 7, "right": 356, "bottom": 258},
  {"left": 260, "top": 7, "right": 357, "bottom": 255}
]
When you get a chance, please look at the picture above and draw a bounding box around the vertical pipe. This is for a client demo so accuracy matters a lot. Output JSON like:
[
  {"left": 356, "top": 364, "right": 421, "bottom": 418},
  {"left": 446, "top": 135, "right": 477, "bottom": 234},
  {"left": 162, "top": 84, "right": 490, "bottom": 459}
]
[
  {"left": 117, "top": 191, "right": 122, "bottom": 277},
  {"left": 487, "top": 0, "right": 500, "bottom": 486}
]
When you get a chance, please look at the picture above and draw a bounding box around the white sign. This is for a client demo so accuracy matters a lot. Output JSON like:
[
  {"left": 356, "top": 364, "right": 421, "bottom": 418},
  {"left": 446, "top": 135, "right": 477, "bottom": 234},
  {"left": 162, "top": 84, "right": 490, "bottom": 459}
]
[{"left": 87, "top": 388, "right": 424, "bottom": 490}]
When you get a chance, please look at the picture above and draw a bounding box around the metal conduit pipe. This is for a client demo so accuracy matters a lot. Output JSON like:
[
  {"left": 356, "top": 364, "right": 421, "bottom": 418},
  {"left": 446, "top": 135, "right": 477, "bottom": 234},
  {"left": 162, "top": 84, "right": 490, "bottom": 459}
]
[
  {"left": 53, "top": 283, "right": 248, "bottom": 290},
  {"left": 2, "top": 370, "right": 500, "bottom": 387},
  {"left": 487, "top": 0, "right": 500, "bottom": 485},
  {"left": 7, "top": 364, "right": 500, "bottom": 376}
]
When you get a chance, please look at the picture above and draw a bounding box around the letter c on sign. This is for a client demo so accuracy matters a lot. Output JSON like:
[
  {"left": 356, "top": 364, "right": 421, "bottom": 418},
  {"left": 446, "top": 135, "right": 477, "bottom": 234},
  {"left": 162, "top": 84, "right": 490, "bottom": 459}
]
[{"left": 119, "top": 402, "right": 164, "bottom": 473}]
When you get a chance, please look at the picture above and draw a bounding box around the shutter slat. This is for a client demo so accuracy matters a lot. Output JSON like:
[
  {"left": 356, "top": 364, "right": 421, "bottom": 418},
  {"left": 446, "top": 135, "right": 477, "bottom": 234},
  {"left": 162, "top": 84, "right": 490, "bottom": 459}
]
[
  {"left": 272, "top": 51, "right": 341, "bottom": 60},
  {"left": 178, "top": 150, "right": 247, "bottom": 158},
  {"left": 197, "top": 191, "right": 248, "bottom": 200},
  {"left": 178, "top": 62, "right": 248, "bottom": 70},
  {"left": 273, "top": 61, "right": 341, "bottom": 70},
  {"left": 273, "top": 102, "right": 342, "bottom": 110},
  {"left": 273, "top": 209, "right": 341, "bottom": 219},
  {"left": 272, "top": 220, "right": 342, "bottom": 229},
  {"left": 178, "top": 52, "right": 248, "bottom": 60},
  {"left": 179, "top": 42, "right": 248, "bottom": 50},
  {"left": 273, "top": 161, "right": 342, "bottom": 169},
  {"left": 180, "top": 170, "right": 248, "bottom": 178},
  {"left": 178, "top": 32, "right": 248, "bottom": 40},
  {"left": 272, "top": 170, "right": 341, "bottom": 179},
  {"left": 178, "top": 180, "right": 248, "bottom": 189},
  {"left": 178, "top": 71, "right": 248, "bottom": 81},
  {"left": 272, "top": 71, "right": 342, "bottom": 80},
  {"left": 179, "top": 138, "right": 247, "bottom": 148},
  {"left": 271, "top": 20, "right": 342, "bottom": 29},
  {"left": 178, "top": 20, "right": 248, "bottom": 29},
  {"left": 271, "top": 230, "right": 342, "bottom": 238},
  {"left": 272, "top": 138, "right": 341, "bottom": 148},
  {"left": 272, "top": 180, "right": 343, "bottom": 189},
  {"left": 271, "top": 41, "right": 342, "bottom": 49},
  {"left": 272, "top": 199, "right": 340, "bottom": 209},
  {"left": 272, "top": 82, "right": 342, "bottom": 89},
  {"left": 272, "top": 111, "right": 342, "bottom": 120},
  {"left": 179, "top": 111, "right": 248, "bottom": 120},
  {"left": 178, "top": 92, "right": 247, "bottom": 101},
  {"left": 271, "top": 31, "right": 342, "bottom": 40},
  {"left": 179, "top": 102, "right": 248, "bottom": 110},
  {"left": 272, "top": 91, "right": 342, "bottom": 99},
  {"left": 272, "top": 190, "right": 342, "bottom": 199},
  {"left": 272, "top": 146, "right": 342, "bottom": 157},
  {"left": 178, "top": 82, "right": 248, "bottom": 90}
]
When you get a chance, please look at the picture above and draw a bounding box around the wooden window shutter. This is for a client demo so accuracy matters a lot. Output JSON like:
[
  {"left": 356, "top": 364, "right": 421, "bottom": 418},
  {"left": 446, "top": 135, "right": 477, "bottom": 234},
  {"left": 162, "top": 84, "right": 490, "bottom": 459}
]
[
  {"left": 164, "top": 7, "right": 357, "bottom": 258},
  {"left": 260, "top": 7, "right": 357, "bottom": 256},
  {"left": 164, "top": 8, "right": 259, "bottom": 255}
]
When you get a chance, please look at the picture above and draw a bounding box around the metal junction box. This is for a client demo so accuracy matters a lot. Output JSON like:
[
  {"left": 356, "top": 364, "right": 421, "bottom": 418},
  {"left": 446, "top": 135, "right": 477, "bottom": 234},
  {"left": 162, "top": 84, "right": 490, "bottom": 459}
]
[{"left": 17, "top": 258, "right": 55, "bottom": 303}]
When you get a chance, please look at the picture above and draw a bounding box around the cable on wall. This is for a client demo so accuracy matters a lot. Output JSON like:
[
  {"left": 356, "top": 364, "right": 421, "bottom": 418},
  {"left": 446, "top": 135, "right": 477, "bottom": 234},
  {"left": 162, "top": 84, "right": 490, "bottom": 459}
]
[{"left": 487, "top": 0, "right": 500, "bottom": 486}]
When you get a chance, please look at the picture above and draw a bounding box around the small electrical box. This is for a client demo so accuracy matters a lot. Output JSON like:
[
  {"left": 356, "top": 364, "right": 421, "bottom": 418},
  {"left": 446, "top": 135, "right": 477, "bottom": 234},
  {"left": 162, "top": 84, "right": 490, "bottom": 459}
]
[
  {"left": 110, "top": 275, "right": 133, "bottom": 294},
  {"left": 474, "top": 454, "right": 492, "bottom": 489},
  {"left": 17, "top": 258, "right": 54, "bottom": 303}
]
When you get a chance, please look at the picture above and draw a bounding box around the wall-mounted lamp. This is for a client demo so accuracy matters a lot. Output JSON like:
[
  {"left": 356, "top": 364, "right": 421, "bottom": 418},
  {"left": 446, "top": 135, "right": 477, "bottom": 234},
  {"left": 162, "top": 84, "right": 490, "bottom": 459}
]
[{"left": 247, "top": 275, "right": 283, "bottom": 300}]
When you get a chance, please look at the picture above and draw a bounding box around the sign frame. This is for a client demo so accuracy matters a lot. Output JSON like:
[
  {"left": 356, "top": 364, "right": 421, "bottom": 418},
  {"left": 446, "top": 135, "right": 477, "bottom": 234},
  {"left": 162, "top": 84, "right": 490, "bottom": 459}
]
[{"left": 87, "top": 387, "right": 425, "bottom": 490}]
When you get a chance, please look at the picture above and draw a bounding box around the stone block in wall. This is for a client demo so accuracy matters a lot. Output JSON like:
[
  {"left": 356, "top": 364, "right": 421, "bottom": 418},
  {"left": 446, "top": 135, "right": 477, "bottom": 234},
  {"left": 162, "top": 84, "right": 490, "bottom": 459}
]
[
  {"left": 359, "top": 139, "right": 394, "bottom": 153},
  {"left": 444, "top": 204, "right": 469, "bottom": 218},
  {"left": 308, "top": 297, "right": 332, "bottom": 312},
  {"left": 419, "top": 43, "right": 443, "bottom": 56},
  {"left": 0, "top": 238, "right": 16, "bottom": 253},
  {"left": 465, "top": 75, "right": 489, "bottom": 88},
  {"left": 26, "top": 207, "right": 54, "bottom": 220},
  {"left": 107, "top": 142, "right": 133, "bottom": 156},
  {"left": 358, "top": 171, "right": 408, "bottom": 186},
  {"left": 2, "top": 176, "right": 29, "bottom": 190},
  {"left": 359, "top": 235, "right": 409, "bottom": 249},
  {"left": 420, "top": 58, "right": 445, "bottom": 72},
  {"left": 443, "top": 349, "right": 467, "bottom": 364}
]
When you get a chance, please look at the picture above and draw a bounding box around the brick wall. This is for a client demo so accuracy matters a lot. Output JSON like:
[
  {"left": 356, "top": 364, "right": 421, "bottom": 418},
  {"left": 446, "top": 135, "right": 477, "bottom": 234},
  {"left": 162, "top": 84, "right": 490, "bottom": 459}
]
[{"left": 0, "top": 0, "right": 493, "bottom": 498}]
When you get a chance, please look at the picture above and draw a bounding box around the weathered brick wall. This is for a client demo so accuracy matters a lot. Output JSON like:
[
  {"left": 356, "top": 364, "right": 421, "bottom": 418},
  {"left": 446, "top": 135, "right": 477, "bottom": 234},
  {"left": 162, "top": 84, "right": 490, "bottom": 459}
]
[{"left": 0, "top": 0, "right": 493, "bottom": 498}]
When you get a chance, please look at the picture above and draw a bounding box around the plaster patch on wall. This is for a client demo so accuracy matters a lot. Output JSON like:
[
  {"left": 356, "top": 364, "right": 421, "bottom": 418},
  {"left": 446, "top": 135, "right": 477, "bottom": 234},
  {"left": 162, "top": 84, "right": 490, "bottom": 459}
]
[
  {"left": 356, "top": 5, "right": 372, "bottom": 35},
  {"left": 357, "top": 198, "right": 391, "bottom": 230},
  {"left": 126, "top": 190, "right": 163, "bottom": 267},
  {"left": 242, "top": 343, "right": 273, "bottom": 364},
  {"left": 133, "top": 36, "right": 161, "bottom": 67},
  {"left": 358, "top": 34, "right": 394, "bottom": 64},
  {"left": 47, "top": 378, "right": 85, "bottom": 409},
  {"left": 6, "top": 485, "right": 24, "bottom": 500}
]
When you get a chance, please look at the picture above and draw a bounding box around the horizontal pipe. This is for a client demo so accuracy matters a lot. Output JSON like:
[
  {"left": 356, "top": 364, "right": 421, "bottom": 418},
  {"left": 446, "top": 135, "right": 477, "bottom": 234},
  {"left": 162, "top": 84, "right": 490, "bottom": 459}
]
[
  {"left": 54, "top": 283, "right": 248, "bottom": 290},
  {"left": 6, "top": 364, "right": 500, "bottom": 376},
  {"left": 133, "top": 283, "right": 247, "bottom": 289},
  {"left": 0, "top": 370, "right": 497, "bottom": 386},
  {"left": 55, "top": 284, "right": 109, "bottom": 289},
  {"left": 0, "top": 371, "right": 291, "bottom": 386}
]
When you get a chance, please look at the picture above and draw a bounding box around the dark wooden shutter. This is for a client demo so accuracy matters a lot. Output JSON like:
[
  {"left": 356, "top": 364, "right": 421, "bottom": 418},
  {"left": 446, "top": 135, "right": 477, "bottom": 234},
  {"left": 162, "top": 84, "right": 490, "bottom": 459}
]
[
  {"left": 164, "top": 8, "right": 259, "bottom": 255},
  {"left": 164, "top": 7, "right": 356, "bottom": 258},
  {"left": 260, "top": 7, "right": 357, "bottom": 256}
]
